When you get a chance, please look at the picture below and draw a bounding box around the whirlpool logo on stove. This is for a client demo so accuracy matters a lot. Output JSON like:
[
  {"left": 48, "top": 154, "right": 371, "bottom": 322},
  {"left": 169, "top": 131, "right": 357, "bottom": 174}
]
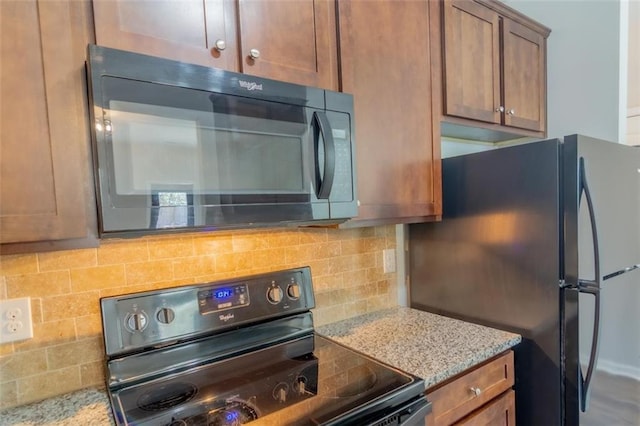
[
  {"left": 219, "top": 313, "right": 235, "bottom": 322},
  {"left": 238, "top": 80, "right": 263, "bottom": 91}
]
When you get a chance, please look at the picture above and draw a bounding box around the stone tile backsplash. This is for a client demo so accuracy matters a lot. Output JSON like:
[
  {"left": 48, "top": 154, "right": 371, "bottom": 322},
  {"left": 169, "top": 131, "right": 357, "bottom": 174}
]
[{"left": 0, "top": 226, "right": 397, "bottom": 409}]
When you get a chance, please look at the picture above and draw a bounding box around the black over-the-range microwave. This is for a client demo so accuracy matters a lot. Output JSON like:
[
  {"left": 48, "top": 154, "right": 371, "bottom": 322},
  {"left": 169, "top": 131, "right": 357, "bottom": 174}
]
[{"left": 86, "top": 44, "right": 357, "bottom": 237}]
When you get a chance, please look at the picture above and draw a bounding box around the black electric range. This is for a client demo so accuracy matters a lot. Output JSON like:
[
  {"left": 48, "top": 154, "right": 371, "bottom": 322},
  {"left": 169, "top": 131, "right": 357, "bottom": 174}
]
[{"left": 100, "top": 267, "right": 430, "bottom": 425}]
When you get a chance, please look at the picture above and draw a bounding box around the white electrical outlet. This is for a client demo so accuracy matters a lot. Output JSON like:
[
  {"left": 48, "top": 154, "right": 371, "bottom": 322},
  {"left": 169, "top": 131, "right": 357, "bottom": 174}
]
[
  {"left": 382, "top": 249, "right": 396, "bottom": 273},
  {"left": 0, "top": 297, "right": 34, "bottom": 343}
]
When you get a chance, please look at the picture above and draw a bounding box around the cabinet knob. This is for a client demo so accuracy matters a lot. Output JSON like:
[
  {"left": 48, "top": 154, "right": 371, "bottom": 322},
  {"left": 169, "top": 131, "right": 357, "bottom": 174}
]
[
  {"left": 495, "top": 106, "right": 505, "bottom": 113},
  {"left": 214, "top": 39, "right": 226, "bottom": 51},
  {"left": 249, "top": 48, "right": 260, "bottom": 59},
  {"left": 469, "top": 387, "right": 482, "bottom": 397},
  {"left": 507, "top": 109, "right": 516, "bottom": 116}
]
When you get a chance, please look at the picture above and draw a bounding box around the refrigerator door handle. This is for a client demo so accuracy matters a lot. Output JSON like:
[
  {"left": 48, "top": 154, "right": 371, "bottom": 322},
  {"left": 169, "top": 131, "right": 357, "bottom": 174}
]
[
  {"left": 577, "top": 157, "right": 602, "bottom": 412},
  {"left": 603, "top": 263, "right": 640, "bottom": 281}
]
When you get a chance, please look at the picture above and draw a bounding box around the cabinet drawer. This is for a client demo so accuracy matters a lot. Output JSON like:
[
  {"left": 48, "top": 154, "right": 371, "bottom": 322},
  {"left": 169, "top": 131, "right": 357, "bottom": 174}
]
[
  {"left": 426, "top": 351, "right": 514, "bottom": 426},
  {"left": 455, "top": 390, "right": 515, "bottom": 426}
]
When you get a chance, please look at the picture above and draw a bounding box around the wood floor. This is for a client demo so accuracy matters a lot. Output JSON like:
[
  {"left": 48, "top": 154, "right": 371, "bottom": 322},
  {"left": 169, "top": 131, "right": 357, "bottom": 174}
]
[{"left": 580, "top": 370, "right": 640, "bottom": 426}]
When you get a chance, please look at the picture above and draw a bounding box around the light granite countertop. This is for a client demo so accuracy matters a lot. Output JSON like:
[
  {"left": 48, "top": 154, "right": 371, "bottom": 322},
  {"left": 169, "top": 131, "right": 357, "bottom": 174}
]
[
  {"left": 0, "top": 307, "right": 520, "bottom": 425},
  {"left": 317, "top": 307, "right": 521, "bottom": 389},
  {"left": 0, "top": 387, "right": 113, "bottom": 426}
]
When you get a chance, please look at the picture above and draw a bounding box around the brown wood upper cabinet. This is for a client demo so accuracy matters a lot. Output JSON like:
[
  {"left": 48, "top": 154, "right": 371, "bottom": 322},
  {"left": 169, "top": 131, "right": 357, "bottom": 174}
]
[
  {"left": 337, "top": 0, "right": 442, "bottom": 225},
  {"left": 0, "top": 0, "right": 97, "bottom": 252},
  {"left": 439, "top": 0, "right": 551, "bottom": 139},
  {"left": 92, "top": 0, "right": 339, "bottom": 90}
]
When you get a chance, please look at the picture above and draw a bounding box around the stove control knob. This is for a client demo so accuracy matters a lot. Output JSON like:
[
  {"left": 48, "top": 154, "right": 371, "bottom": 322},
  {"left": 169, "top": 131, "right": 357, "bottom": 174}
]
[
  {"left": 267, "top": 286, "right": 283, "bottom": 304},
  {"left": 273, "top": 383, "right": 289, "bottom": 403},
  {"left": 287, "top": 283, "right": 301, "bottom": 299},
  {"left": 125, "top": 312, "right": 148, "bottom": 331},
  {"left": 156, "top": 307, "right": 175, "bottom": 324}
]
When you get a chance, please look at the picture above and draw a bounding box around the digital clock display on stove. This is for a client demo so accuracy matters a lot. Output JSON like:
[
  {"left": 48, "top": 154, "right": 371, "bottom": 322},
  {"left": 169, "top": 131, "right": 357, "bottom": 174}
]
[
  {"left": 198, "top": 283, "right": 249, "bottom": 314},
  {"left": 214, "top": 289, "right": 233, "bottom": 299}
]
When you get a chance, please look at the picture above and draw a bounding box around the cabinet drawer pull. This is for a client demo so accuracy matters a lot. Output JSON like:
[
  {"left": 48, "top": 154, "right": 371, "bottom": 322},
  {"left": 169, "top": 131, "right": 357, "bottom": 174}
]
[
  {"left": 507, "top": 108, "right": 515, "bottom": 116},
  {"left": 469, "top": 387, "right": 482, "bottom": 397},
  {"left": 495, "top": 106, "right": 504, "bottom": 113},
  {"left": 249, "top": 48, "right": 260, "bottom": 59},
  {"left": 214, "top": 39, "right": 226, "bottom": 51}
]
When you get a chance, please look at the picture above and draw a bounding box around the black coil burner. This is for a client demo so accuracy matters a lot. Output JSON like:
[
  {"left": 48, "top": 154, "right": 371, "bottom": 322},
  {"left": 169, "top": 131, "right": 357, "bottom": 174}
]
[{"left": 137, "top": 382, "right": 198, "bottom": 412}]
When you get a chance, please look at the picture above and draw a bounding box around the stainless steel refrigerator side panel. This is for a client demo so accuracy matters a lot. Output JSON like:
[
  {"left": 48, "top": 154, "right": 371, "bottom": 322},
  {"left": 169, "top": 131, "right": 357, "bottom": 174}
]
[{"left": 409, "top": 139, "right": 564, "bottom": 426}]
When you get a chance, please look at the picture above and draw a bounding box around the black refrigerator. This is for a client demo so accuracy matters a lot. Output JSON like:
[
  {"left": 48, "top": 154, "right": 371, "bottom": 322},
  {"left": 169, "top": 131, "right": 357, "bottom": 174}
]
[{"left": 409, "top": 134, "right": 639, "bottom": 425}]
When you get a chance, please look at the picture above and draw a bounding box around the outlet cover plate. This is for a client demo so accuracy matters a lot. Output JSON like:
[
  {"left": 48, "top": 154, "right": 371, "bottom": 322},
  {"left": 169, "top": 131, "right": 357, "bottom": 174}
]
[{"left": 0, "top": 297, "right": 34, "bottom": 343}]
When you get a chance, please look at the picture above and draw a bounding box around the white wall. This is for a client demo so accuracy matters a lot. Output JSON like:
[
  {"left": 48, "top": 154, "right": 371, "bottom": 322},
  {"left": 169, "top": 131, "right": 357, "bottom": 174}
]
[{"left": 503, "top": 0, "right": 639, "bottom": 379}]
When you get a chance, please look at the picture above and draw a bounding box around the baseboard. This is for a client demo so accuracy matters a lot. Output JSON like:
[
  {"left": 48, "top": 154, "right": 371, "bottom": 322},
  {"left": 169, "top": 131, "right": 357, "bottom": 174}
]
[{"left": 594, "top": 359, "right": 640, "bottom": 381}]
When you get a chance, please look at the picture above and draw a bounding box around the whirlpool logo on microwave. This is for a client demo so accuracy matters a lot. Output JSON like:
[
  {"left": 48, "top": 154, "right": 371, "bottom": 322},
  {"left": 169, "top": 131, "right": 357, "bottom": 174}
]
[{"left": 238, "top": 80, "right": 263, "bottom": 91}]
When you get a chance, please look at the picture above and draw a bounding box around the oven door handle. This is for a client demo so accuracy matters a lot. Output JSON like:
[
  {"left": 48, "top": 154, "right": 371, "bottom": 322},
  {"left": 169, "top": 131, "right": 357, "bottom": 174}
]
[{"left": 398, "top": 397, "right": 431, "bottom": 426}]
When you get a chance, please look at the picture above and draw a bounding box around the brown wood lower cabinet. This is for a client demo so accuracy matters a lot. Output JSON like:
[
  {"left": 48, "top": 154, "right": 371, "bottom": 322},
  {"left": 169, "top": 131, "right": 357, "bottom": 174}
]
[{"left": 426, "top": 351, "right": 515, "bottom": 425}]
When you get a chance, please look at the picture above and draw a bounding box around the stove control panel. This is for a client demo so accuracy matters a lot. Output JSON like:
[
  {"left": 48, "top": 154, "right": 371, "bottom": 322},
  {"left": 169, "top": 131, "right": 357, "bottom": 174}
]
[{"left": 101, "top": 267, "right": 315, "bottom": 356}]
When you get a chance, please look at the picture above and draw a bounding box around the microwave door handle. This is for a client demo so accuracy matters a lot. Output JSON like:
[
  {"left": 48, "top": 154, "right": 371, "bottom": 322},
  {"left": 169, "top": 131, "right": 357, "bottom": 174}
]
[
  {"left": 577, "top": 157, "right": 602, "bottom": 412},
  {"left": 312, "top": 111, "right": 336, "bottom": 199}
]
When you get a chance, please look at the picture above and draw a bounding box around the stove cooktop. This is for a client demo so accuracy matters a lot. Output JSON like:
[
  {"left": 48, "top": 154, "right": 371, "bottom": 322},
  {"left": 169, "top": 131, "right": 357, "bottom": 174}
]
[{"left": 109, "top": 334, "right": 420, "bottom": 426}]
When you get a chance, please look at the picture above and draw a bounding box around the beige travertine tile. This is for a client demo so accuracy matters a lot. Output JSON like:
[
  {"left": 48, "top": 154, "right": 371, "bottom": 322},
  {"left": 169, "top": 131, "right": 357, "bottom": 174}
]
[
  {"left": 193, "top": 234, "right": 233, "bottom": 255},
  {"left": 75, "top": 314, "right": 103, "bottom": 339},
  {"left": 172, "top": 256, "right": 215, "bottom": 280},
  {"left": 233, "top": 248, "right": 287, "bottom": 271},
  {"left": 38, "top": 248, "right": 97, "bottom": 272},
  {"left": 148, "top": 237, "right": 194, "bottom": 259},
  {"left": 214, "top": 253, "right": 241, "bottom": 273},
  {"left": 285, "top": 241, "right": 341, "bottom": 264},
  {"left": 0, "top": 342, "right": 14, "bottom": 356},
  {"left": 46, "top": 337, "right": 103, "bottom": 370},
  {"left": 298, "top": 229, "right": 329, "bottom": 243},
  {"left": 98, "top": 240, "right": 149, "bottom": 265},
  {"left": 341, "top": 269, "right": 370, "bottom": 288},
  {"left": 41, "top": 292, "right": 101, "bottom": 322},
  {"left": 14, "top": 319, "right": 77, "bottom": 351},
  {"left": 312, "top": 274, "right": 343, "bottom": 293},
  {"left": 305, "top": 259, "right": 331, "bottom": 277},
  {"left": 5, "top": 270, "right": 71, "bottom": 298},
  {"left": 80, "top": 360, "right": 104, "bottom": 387},
  {"left": 232, "top": 232, "right": 273, "bottom": 252},
  {"left": 0, "top": 254, "right": 38, "bottom": 276},
  {"left": 265, "top": 231, "right": 301, "bottom": 247},
  {"left": 0, "top": 276, "right": 6, "bottom": 299},
  {"left": 0, "top": 349, "right": 47, "bottom": 382},
  {"left": 125, "top": 260, "right": 174, "bottom": 285},
  {"left": 313, "top": 305, "right": 346, "bottom": 327},
  {"left": 17, "top": 366, "right": 81, "bottom": 405},
  {"left": 30, "top": 298, "right": 43, "bottom": 324},
  {"left": 70, "top": 265, "right": 126, "bottom": 292},
  {"left": 377, "top": 280, "right": 392, "bottom": 295},
  {"left": 0, "top": 380, "right": 17, "bottom": 410},
  {"left": 339, "top": 239, "right": 368, "bottom": 255}
]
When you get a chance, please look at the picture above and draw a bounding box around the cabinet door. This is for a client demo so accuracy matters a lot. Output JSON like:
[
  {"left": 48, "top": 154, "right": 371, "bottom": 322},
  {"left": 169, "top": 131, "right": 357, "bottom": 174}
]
[
  {"left": 443, "top": 0, "right": 500, "bottom": 124},
  {"left": 338, "top": 0, "right": 441, "bottom": 223},
  {"left": 93, "top": 0, "right": 238, "bottom": 71},
  {"left": 455, "top": 390, "right": 516, "bottom": 426},
  {"left": 426, "top": 351, "right": 514, "bottom": 426},
  {"left": 1, "top": 0, "right": 95, "bottom": 246},
  {"left": 238, "top": 0, "right": 338, "bottom": 90},
  {"left": 503, "top": 18, "right": 546, "bottom": 132}
]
